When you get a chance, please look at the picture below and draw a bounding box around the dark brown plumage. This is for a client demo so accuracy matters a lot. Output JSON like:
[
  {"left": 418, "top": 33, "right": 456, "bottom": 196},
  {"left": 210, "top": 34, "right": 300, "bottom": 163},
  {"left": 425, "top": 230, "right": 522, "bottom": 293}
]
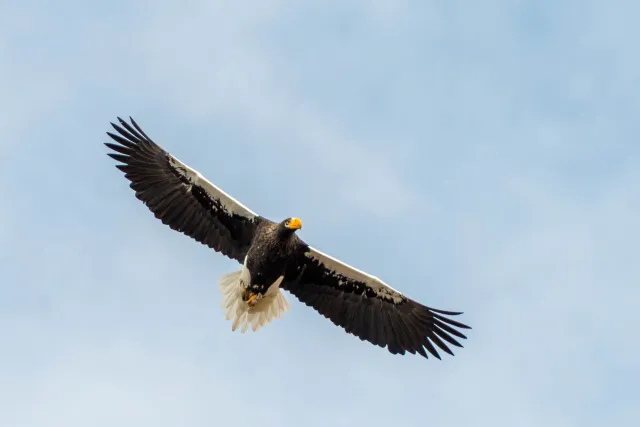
[{"left": 105, "top": 116, "right": 471, "bottom": 360}]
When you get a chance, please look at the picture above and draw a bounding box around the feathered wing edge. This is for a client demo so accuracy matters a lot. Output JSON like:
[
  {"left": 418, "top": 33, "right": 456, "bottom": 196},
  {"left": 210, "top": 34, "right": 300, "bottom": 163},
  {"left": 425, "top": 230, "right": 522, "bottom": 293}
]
[
  {"left": 282, "top": 245, "right": 471, "bottom": 359},
  {"left": 104, "top": 116, "right": 263, "bottom": 263}
]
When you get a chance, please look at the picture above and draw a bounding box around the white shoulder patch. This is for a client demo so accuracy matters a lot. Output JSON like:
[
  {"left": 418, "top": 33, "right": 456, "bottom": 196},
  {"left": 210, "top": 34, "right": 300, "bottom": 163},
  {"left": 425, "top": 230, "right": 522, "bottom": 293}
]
[
  {"left": 306, "top": 246, "right": 405, "bottom": 304},
  {"left": 168, "top": 154, "right": 259, "bottom": 220}
]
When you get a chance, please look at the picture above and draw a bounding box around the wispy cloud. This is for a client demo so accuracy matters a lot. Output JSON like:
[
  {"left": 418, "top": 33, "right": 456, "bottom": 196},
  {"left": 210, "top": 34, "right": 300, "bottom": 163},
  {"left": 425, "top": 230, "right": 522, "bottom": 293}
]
[{"left": 1, "top": 1, "right": 638, "bottom": 426}]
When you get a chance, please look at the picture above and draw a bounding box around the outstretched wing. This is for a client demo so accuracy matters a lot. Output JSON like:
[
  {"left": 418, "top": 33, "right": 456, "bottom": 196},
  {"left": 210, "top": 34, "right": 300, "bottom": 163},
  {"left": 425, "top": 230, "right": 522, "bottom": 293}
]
[
  {"left": 105, "top": 116, "right": 264, "bottom": 263},
  {"left": 282, "top": 244, "right": 471, "bottom": 359}
]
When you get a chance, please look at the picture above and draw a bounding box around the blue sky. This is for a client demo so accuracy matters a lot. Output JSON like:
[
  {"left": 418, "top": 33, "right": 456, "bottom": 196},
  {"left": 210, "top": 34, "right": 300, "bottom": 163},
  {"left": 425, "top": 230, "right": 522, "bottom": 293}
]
[{"left": 1, "top": 1, "right": 638, "bottom": 426}]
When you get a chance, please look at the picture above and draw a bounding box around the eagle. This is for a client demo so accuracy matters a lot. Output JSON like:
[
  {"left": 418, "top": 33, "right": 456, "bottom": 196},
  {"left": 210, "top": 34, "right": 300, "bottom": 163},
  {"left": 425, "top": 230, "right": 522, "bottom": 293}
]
[{"left": 104, "top": 117, "right": 471, "bottom": 360}]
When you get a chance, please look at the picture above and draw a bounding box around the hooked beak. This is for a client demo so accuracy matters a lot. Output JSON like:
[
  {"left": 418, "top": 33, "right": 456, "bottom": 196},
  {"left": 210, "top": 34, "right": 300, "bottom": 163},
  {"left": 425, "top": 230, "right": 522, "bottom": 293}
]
[{"left": 286, "top": 217, "right": 302, "bottom": 230}]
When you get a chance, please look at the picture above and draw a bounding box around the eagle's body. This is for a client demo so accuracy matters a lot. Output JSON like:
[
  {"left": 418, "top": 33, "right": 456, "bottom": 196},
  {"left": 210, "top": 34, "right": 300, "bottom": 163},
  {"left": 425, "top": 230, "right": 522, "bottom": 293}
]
[
  {"left": 244, "top": 219, "right": 301, "bottom": 293},
  {"left": 105, "top": 117, "right": 472, "bottom": 360}
]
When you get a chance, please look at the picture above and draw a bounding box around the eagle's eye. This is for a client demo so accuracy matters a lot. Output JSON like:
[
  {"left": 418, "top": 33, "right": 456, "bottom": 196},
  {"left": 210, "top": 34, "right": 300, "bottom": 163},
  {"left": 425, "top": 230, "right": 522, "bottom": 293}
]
[{"left": 284, "top": 220, "right": 290, "bottom": 227}]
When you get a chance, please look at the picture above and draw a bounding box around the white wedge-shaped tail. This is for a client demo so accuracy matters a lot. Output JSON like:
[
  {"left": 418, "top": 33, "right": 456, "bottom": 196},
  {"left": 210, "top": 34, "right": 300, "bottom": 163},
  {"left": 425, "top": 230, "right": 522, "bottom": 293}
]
[{"left": 218, "top": 266, "right": 290, "bottom": 333}]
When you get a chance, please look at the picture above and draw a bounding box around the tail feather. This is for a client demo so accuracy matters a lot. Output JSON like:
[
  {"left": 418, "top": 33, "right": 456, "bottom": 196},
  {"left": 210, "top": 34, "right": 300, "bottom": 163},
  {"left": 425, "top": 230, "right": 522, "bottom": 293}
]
[{"left": 219, "top": 269, "right": 290, "bottom": 333}]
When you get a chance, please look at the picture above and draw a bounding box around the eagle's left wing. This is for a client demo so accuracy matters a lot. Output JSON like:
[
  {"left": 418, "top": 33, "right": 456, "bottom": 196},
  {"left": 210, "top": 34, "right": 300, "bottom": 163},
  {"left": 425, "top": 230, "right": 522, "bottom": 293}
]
[
  {"left": 282, "top": 245, "right": 471, "bottom": 359},
  {"left": 105, "top": 117, "right": 264, "bottom": 263}
]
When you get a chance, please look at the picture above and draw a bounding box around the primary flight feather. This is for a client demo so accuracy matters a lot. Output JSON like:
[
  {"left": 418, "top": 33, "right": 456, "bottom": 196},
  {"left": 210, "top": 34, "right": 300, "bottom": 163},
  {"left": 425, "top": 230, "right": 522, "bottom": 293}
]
[{"left": 105, "top": 117, "right": 471, "bottom": 360}]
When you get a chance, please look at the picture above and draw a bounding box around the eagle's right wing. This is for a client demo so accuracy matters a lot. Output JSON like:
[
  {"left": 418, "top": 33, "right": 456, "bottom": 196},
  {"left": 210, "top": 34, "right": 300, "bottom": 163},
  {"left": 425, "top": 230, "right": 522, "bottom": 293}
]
[{"left": 282, "top": 244, "right": 471, "bottom": 359}]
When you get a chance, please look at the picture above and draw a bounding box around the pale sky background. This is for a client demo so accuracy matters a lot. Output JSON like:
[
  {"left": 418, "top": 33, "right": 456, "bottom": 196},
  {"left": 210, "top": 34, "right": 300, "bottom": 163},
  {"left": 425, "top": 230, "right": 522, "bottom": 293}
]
[{"left": 1, "top": 1, "right": 638, "bottom": 426}]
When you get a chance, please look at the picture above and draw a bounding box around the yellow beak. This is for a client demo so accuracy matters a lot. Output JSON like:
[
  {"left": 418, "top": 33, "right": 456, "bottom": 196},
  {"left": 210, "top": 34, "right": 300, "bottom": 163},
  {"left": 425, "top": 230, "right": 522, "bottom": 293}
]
[{"left": 286, "top": 217, "right": 302, "bottom": 230}]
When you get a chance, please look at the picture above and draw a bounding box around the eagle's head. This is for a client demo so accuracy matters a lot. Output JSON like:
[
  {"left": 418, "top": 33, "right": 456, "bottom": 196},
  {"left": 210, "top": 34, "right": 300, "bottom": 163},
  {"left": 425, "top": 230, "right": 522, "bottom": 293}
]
[{"left": 278, "top": 217, "right": 302, "bottom": 236}]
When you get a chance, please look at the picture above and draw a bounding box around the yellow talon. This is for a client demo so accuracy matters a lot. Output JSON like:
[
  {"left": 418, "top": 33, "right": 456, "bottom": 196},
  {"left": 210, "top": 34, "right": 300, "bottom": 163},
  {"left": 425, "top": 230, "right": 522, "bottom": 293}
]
[{"left": 247, "top": 294, "right": 258, "bottom": 305}]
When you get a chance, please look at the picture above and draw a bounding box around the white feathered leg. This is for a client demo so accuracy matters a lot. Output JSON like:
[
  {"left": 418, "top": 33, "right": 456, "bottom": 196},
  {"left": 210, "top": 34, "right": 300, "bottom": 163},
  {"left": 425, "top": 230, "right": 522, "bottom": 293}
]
[{"left": 219, "top": 264, "right": 290, "bottom": 333}]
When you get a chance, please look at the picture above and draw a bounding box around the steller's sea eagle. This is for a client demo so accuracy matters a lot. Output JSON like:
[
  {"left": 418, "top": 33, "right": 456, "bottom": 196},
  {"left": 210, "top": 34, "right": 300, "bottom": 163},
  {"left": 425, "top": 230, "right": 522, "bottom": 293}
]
[{"left": 105, "top": 117, "right": 471, "bottom": 360}]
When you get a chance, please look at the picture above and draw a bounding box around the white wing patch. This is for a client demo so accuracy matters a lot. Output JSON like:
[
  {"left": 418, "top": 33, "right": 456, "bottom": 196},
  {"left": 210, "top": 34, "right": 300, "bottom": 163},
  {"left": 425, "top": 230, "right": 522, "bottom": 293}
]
[
  {"left": 306, "top": 246, "right": 405, "bottom": 304},
  {"left": 218, "top": 259, "right": 290, "bottom": 333},
  {"left": 168, "top": 154, "right": 259, "bottom": 220}
]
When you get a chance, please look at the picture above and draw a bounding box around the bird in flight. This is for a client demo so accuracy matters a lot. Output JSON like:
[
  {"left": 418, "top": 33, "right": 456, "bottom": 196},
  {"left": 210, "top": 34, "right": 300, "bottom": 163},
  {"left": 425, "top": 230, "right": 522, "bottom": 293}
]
[{"left": 105, "top": 117, "right": 471, "bottom": 360}]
